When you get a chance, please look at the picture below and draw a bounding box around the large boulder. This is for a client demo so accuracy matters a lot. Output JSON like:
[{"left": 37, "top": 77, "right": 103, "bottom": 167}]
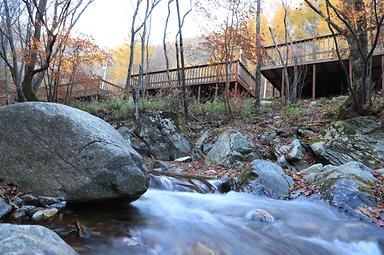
[
  {"left": 311, "top": 116, "right": 384, "bottom": 167},
  {"left": 302, "top": 161, "right": 377, "bottom": 185},
  {"left": 206, "top": 131, "right": 260, "bottom": 167},
  {"left": 0, "top": 103, "right": 149, "bottom": 203},
  {"left": 0, "top": 224, "right": 77, "bottom": 255},
  {"left": 119, "top": 113, "right": 191, "bottom": 161},
  {"left": 239, "top": 160, "right": 293, "bottom": 199},
  {"left": 301, "top": 162, "right": 378, "bottom": 220}
]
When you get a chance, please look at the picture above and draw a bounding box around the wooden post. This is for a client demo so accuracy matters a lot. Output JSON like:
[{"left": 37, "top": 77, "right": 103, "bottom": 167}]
[
  {"left": 234, "top": 82, "right": 238, "bottom": 96},
  {"left": 281, "top": 69, "right": 285, "bottom": 98},
  {"left": 263, "top": 78, "right": 267, "bottom": 99},
  {"left": 215, "top": 84, "right": 219, "bottom": 99},
  {"left": 197, "top": 85, "right": 201, "bottom": 103},
  {"left": 382, "top": 56, "right": 384, "bottom": 96},
  {"left": 312, "top": 64, "right": 316, "bottom": 100}
]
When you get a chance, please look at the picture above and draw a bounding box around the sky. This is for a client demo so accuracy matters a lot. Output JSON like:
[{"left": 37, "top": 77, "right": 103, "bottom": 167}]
[
  {"left": 74, "top": 0, "right": 298, "bottom": 49},
  {"left": 75, "top": 0, "right": 201, "bottom": 49}
]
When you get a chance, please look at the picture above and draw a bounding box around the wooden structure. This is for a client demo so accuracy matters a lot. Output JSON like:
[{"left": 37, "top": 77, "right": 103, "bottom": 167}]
[
  {"left": 262, "top": 32, "right": 384, "bottom": 98},
  {"left": 37, "top": 78, "right": 124, "bottom": 102},
  {"left": 129, "top": 61, "right": 256, "bottom": 99}
]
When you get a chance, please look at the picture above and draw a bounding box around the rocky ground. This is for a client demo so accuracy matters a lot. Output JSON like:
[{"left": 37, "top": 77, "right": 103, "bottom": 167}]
[
  {"left": 113, "top": 97, "right": 384, "bottom": 227},
  {"left": 0, "top": 98, "right": 383, "bottom": 254}
]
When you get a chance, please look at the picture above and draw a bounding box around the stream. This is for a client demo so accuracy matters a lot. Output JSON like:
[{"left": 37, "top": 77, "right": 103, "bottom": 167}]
[{"left": 46, "top": 175, "right": 384, "bottom": 255}]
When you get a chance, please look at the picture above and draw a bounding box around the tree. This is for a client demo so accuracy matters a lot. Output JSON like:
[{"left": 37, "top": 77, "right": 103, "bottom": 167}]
[
  {"left": 175, "top": 0, "right": 192, "bottom": 121},
  {"left": 304, "top": 0, "right": 384, "bottom": 117},
  {"left": 0, "top": 0, "right": 94, "bottom": 101},
  {"left": 254, "top": 0, "right": 262, "bottom": 107}
]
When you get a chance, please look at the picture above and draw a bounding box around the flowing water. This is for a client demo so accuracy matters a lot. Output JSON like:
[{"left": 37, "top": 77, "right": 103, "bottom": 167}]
[{"left": 50, "top": 175, "right": 384, "bottom": 255}]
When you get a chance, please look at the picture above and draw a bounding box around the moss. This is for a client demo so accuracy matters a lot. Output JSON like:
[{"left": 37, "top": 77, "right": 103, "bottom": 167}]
[
  {"left": 239, "top": 168, "right": 259, "bottom": 185},
  {"left": 338, "top": 121, "right": 357, "bottom": 135}
]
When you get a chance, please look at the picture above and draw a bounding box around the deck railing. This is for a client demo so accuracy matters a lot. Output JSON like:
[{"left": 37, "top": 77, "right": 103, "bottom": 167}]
[
  {"left": 129, "top": 61, "right": 256, "bottom": 96},
  {"left": 262, "top": 31, "right": 384, "bottom": 69}
]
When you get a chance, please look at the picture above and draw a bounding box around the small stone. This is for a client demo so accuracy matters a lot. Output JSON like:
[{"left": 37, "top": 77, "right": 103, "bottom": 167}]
[
  {"left": 246, "top": 209, "right": 275, "bottom": 223},
  {"left": 12, "top": 205, "right": 37, "bottom": 220},
  {"left": 18, "top": 194, "right": 38, "bottom": 206},
  {"left": 152, "top": 160, "right": 169, "bottom": 170},
  {"left": 174, "top": 156, "right": 192, "bottom": 162},
  {"left": 38, "top": 196, "right": 65, "bottom": 207},
  {"left": 377, "top": 169, "right": 384, "bottom": 176},
  {"left": 32, "top": 208, "right": 59, "bottom": 221},
  {"left": 49, "top": 201, "right": 67, "bottom": 210},
  {"left": 171, "top": 168, "right": 185, "bottom": 174},
  {"left": 0, "top": 198, "right": 12, "bottom": 219},
  {"left": 259, "top": 130, "right": 277, "bottom": 145}
]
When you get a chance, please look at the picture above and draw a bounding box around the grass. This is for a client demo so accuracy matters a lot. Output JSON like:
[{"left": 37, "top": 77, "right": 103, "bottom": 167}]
[
  {"left": 75, "top": 96, "right": 261, "bottom": 124},
  {"left": 282, "top": 104, "right": 303, "bottom": 122}
]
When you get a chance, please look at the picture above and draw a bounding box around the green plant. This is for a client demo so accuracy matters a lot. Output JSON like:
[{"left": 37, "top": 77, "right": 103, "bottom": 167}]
[{"left": 282, "top": 105, "right": 303, "bottom": 121}]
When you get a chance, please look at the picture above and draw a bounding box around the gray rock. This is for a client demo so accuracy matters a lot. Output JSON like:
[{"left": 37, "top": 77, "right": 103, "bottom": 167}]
[
  {"left": 152, "top": 160, "right": 170, "bottom": 170},
  {"left": 311, "top": 116, "right": 384, "bottom": 167},
  {"left": 120, "top": 113, "right": 191, "bottom": 161},
  {"left": 0, "top": 198, "right": 12, "bottom": 219},
  {"left": 0, "top": 102, "right": 149, "bottom": 203},
  {"left": 38, "top": 196, "right": 65, "bottom": 207},
  {"left": 202, "top": 144, "right": 213, "bottom": 154},
  {"left": 206, "top": 131, "right": 260, "bottom": 167},
  {"left": 305, "top": 162, "right": 377, "bottom": 185},
  {"left": 0, "top": 224, "right": 77, "bottom": 255},
  {"left": 321, "top": 178, "right": 377, "bottom": 220},
  {"left": 377, "top": 168, "right": 384, "bottom": 175},
  {"left": 246, "top": 209, "right": 275, "bottom": 223},
  {"left": 117, "top": 126, "right": 132, "bottom": 145},
  {"left": 49, "top": 201, "right": 67, "bottom": 210},
  {"left": 12, "top": 205, "right": 36, "bottom": 220},
  {"left": 287, "top": 139, "right": 306, "bottom": 162},
  {"left": 17, "top": 194, "right": 38, "bottom": 206},
  {"left": 195, "top": 130, "right": 213, "bottom": 151},
  {"left": 239, "top": 160, "right": 293, "bottom": 199},
  {"left": 259, "top": 130, "right": 277, "bottom": 145}
]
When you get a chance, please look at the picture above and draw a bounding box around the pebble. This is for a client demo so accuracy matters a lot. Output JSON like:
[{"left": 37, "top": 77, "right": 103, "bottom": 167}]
[
  {"left": 32, "top": 208, "right": 59, "bottom": 221},
  {"left": 246, "top": 209, "right": 275, "bottom": 223},
  {"left": 38, "top": 196, "right": 65, "bottom": 207}
]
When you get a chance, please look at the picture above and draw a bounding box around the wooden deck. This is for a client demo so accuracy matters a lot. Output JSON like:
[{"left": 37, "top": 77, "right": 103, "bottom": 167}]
[
  {"left": 129, "top": 61, "right": 256, "bottom": 97},
  {"left": 36, "top": 78, "right": 124, "bottom": 102},
  {"left": 262, "top": 32, "right": 384, "bottom": 70},
  {"left": 261, "top": 31, "right": 384, "bottom": 98}
]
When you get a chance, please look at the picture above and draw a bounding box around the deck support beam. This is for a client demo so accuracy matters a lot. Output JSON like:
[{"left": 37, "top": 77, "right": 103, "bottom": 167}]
[
  {"left": 234, "top": 82, "right": 238, "bottom": 96},
  {"left": 281, "top": 69, "right": 285, "bottom": 98},
  {"left": 215, "top": 84, "right": 219, "bottom": 99},
  {"left": 197, "top": 86, "right": 201, "bottom": 103},
  {"left": 312, "top": 64, "right": 316, "bottom": 100}
]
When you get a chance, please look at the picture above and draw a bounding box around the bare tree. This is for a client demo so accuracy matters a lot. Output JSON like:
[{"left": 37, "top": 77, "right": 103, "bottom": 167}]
[
  {"left": 0, "top": 0, "right": 94, "bottom": 102},
  {"left": 254, "top": 0, "right": 262, "bottom": 107},
  {"left": 163, "top": 0, "right": 174, "bottom": 87},
  {"left": 175, "top": 0, "right": 192, "bottom": 121},
  {"left": 304, "top": 0, "right": 384, "bottom": 116}
]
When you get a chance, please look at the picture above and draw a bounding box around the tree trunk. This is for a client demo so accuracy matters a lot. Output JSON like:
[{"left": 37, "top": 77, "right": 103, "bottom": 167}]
[
  {"left": 22, "top": 0, "right": 48, "bottom": 101},
  {"left": 254, "top": 0, "right": 262, "bottom": 107}
]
